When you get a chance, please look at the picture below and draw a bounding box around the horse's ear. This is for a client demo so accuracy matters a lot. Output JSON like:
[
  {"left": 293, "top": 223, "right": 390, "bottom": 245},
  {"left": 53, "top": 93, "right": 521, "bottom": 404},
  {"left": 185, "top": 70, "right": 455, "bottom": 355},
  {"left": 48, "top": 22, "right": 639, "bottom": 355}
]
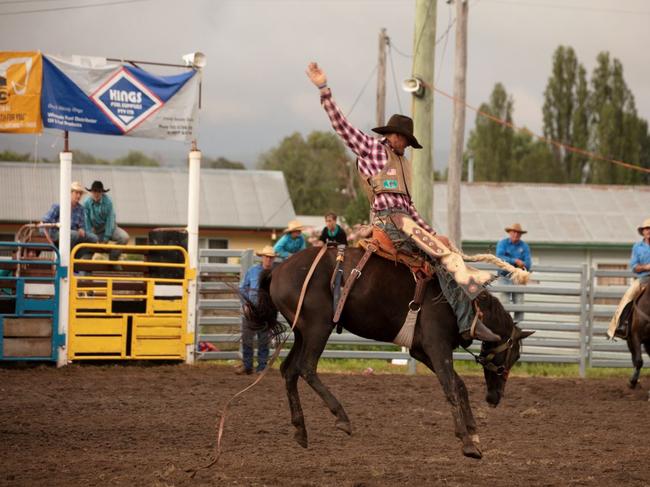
[{"left": 518, "top": 330, "right": 535, "bottom": 339}]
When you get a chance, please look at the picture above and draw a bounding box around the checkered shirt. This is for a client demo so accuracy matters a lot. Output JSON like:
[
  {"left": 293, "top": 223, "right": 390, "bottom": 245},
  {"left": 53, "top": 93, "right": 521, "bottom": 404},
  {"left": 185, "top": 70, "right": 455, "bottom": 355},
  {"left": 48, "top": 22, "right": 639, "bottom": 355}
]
[{"left": 320, "top": 89, "right": 434, "bottom": 233}]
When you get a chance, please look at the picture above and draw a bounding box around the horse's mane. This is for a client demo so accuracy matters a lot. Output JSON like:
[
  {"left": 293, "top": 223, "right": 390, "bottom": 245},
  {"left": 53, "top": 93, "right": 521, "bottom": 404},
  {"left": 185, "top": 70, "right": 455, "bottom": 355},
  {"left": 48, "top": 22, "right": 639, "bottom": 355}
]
[{"left": 477, "top": 290, "right": 514, "bottom": 336}]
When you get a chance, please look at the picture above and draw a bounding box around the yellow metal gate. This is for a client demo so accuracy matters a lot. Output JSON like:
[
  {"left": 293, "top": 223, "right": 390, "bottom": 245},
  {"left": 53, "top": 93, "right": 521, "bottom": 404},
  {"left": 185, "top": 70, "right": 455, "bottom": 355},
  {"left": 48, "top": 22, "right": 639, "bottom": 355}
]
[{"left": 68, "top": 244, "right": 193, "bottom": 360}]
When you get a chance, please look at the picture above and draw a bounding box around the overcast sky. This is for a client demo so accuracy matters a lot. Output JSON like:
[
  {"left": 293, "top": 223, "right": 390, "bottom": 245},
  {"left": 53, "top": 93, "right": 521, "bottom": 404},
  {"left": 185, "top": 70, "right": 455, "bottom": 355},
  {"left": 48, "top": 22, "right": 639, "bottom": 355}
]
[{"left": 1, "top": 0, "right": 648, "bottom": 170}]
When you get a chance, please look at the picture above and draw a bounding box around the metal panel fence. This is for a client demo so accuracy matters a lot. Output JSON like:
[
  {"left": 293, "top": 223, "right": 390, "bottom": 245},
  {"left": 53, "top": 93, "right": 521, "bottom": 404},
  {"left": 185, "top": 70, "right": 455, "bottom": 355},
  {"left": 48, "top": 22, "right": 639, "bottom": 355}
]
[{"left": 195, "top": 249, "right": 636, "bottom": 377}]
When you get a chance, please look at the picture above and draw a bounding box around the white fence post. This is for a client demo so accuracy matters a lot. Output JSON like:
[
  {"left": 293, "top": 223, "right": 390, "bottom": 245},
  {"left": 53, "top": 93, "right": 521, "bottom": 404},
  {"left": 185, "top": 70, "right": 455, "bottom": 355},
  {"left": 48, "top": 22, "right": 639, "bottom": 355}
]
[{"left": 57, "top": 151, "right": 72, "bottom": 367}]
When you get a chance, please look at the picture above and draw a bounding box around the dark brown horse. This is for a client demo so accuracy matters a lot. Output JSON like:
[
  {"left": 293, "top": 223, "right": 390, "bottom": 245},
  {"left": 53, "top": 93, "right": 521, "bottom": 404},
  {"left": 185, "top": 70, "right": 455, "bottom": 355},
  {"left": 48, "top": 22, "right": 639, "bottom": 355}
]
[
  {"left": 627, "top": 287, "right": 650, "bottom": 388},
  {"left": 252, "top": 247, "right": 533, "bottom": 458}
]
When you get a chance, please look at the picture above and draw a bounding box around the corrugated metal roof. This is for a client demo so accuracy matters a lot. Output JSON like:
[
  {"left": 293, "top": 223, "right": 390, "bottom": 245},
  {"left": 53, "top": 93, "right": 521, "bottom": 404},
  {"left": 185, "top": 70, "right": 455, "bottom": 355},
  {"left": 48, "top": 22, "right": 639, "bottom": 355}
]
[
  {"left": 0, "top": 162, "right": 295, "bottom": 229},
  {"left": 432, "top": 182, "right": 650, "bottom": 244}
]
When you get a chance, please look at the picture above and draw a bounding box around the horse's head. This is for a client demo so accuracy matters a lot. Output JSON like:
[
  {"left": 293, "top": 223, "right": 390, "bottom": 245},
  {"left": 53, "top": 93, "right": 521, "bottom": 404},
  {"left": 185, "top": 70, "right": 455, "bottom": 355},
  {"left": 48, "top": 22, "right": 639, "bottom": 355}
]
[{"left": 475, "top": 292, "right": 534, "bottom": 407}]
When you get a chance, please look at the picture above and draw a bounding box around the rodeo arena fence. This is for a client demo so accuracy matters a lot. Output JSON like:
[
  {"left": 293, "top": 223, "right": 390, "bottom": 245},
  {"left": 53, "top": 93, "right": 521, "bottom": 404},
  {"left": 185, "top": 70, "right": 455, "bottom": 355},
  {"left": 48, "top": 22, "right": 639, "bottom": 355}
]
[
  {"left": 195, "top": 249, "right": 638, "bottom": 378},
  {"left": 0, "top": 241, "right": 637, "bottom": 376}
]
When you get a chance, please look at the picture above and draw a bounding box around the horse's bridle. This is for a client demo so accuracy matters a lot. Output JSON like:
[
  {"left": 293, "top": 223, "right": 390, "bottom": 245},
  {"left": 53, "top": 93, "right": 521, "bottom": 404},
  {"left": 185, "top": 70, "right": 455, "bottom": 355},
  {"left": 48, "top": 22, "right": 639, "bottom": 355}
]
[{"left": 463, "top": 327, "right": 517, "bottom": 377}]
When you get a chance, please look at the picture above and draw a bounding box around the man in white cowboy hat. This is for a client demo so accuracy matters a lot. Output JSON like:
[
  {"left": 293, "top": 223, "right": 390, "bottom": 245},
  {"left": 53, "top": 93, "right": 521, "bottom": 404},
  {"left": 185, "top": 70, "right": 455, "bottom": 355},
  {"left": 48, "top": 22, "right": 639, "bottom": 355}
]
[
  {"left": 306, "top": 61, "right": 503, "bottom": 342},
  {"left": 496, "top": 223, "right": 532, "bottom": 322},
  {"left": 41, "top": 181, "right": 98, "bottom": 258},
  {"left": 237, "top": 245, "right": 277, "bottom": 374},
  {"left": 83, "top": 180, "right": 129, "bottom": 262},
  {"left": 273, "top": 219, "right": 306, "bottom": 260},
  {"left": 608, "top": 218, "right": 650, "bottom": 339}
]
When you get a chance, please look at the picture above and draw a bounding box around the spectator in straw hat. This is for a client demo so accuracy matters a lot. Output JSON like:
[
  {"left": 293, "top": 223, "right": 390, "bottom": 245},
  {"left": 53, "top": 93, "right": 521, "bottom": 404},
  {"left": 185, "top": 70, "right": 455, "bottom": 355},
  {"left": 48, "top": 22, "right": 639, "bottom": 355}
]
[
  {"left": 273, "top": 220, "right": 306, "bottom": 260},
  {"left": 496, "top": 223, "right": 532, "bottom": 322},
  {"left": 237, "top": 245, "right": 277, "bottom": 374},
  {"left": 608, "top": 218, "right": 650, "bottom": 339},
  {"left": 41, "top": 181, "right": 98, "bottom": 258}
]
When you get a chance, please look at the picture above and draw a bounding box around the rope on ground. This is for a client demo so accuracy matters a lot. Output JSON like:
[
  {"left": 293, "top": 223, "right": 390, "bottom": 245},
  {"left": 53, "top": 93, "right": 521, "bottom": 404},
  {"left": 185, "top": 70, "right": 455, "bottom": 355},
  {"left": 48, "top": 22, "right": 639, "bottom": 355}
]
[{"left": 186, "top": 244, "right": 329, "bottom": 478}]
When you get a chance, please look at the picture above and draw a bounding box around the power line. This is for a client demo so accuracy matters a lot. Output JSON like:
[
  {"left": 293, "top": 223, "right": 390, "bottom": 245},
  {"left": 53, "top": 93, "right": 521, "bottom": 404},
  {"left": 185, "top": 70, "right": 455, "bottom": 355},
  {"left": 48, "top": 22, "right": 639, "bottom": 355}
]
[
  {"left": 0, "top": 0, "right": 149, "bottom": 16},
  {"left": 346, "top": 63, "right": 378, "bottom": 118},
  {"left": 387, "top": 44, "right": 404, "bottom": 114}
]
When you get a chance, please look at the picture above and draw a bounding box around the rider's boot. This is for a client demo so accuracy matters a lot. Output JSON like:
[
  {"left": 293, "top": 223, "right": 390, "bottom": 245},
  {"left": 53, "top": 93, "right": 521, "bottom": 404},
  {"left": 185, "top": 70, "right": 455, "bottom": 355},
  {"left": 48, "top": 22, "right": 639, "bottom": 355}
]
[{"left": 462, "top": 320, "right": 501, "bottom": 342}]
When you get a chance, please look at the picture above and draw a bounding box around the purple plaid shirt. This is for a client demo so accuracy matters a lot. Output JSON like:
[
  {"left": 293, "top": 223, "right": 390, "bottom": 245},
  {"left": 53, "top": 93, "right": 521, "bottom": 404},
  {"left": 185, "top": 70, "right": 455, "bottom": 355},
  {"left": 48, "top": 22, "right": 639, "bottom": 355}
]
[{"left": 320, "top": 89, "right": 434, "bottom": 233}]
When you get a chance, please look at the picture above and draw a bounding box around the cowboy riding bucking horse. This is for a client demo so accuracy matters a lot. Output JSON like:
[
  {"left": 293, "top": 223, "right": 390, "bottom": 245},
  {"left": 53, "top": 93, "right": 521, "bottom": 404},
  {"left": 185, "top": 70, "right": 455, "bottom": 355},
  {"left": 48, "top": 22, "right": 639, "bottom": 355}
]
[{"left": 306, "top": 62, "right": 529, "bottom": 342}]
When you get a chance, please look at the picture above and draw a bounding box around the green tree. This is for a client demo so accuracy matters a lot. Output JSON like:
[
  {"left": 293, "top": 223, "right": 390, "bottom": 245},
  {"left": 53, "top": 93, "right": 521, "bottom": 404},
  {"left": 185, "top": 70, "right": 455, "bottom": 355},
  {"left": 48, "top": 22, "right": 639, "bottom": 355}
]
[
  {"left": 0, "top": 149, "right": 31, "bottom": 161},
  {"left": 72, "top": 149, "right": 110, "bottom": 165},
  {"left": 203, "top": 156, "right": 246, "bottom": 170},
  {"left": 542, "top": 46, "right": 590, "bottom": 182},
  {"left": 112, "top": 150, "right": 159, "bottom": 167},
  {"left": 466, "top": 83, "right": 514, "bottom": 182},
  {"left": 588, "top": 52, "right": 643, "bottom": 184},
  {"left": 259, "top": 131, "right": 353, "bottom": 216}
]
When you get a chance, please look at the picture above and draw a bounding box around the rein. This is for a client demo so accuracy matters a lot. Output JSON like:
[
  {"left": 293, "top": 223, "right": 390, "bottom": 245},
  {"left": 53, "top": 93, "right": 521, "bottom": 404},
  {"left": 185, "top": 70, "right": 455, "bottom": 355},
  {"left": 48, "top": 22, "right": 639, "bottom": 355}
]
[
  {"left": 463, "top": 326, "right": 516, "bottom": 376},
  {"left": 188, "top": 245, "right": 329, "bottom": 478}
]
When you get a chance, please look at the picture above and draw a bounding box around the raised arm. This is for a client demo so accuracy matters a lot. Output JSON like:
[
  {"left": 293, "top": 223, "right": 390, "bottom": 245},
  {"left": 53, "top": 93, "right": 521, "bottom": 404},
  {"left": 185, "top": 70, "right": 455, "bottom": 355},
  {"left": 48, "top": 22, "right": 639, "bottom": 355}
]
[{"left": 306, "top": 62, "right": 377, "bottom": 159}]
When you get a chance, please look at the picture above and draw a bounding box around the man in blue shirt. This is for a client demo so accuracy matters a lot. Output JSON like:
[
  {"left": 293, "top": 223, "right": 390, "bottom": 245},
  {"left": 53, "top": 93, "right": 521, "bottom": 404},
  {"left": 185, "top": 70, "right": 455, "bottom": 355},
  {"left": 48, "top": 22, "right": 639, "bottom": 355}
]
[
  {"left": 608, "top": 218, "right": 650, "bottom": 339},
  {"left": 238, "top": 245, "right": 276, "bottom": 374},
  {"left": 41, "top": 181, "right": 98, "bottom": 258},
  {"left": 496, "top": 223, "right": 532, "bottom": 322},
  {"left": 273, "top": 220, "right": 306, "bottom": 260},
  {"left": 83, "top": 181, "right": 129, "bottom": 262}
]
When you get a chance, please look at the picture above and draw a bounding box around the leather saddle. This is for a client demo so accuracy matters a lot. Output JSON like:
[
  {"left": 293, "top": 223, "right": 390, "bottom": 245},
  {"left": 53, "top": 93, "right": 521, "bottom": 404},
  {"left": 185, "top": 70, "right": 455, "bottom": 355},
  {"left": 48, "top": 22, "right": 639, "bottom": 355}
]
[{"left": 358, "top": 226, "right": 434, "bottom": 279}]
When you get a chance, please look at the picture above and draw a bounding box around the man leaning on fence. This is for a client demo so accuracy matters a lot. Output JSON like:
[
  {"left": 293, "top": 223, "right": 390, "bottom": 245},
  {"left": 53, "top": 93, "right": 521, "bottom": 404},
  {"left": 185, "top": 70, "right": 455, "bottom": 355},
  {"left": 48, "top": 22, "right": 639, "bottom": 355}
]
[
  {"left": 237, "top": 245, "right": 277, "bottom": 375},
  {"left": 41, "top": 181, "right": 98, "bottom": 259},
  {"left": 496, "top": 223, "right": 532, "bottom": 323},
  {"left": 608, "top": 218, "right": 650, "bottom": 339}
]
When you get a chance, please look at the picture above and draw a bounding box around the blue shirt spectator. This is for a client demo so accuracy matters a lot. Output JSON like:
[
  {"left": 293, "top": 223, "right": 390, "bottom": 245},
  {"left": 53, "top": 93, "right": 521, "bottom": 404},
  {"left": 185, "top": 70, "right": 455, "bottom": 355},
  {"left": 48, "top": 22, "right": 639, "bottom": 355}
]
[
  {"left": 273, "top": 220, "right": 306, "bottom": 259},
  {"left": 83, "top": 192, "right": 117, "bottom": 242},
  {"left": 43, "top": 202, "right": 86, "bottom": 231},
  {"left": 496, "top": 223, "right": 532, "bottom": 277},
  {"left": 240, "top": 263, "right": 265, "bottom": 306},
  {"left": 630, "top": 240, "right": 650, "bottom": 278}
]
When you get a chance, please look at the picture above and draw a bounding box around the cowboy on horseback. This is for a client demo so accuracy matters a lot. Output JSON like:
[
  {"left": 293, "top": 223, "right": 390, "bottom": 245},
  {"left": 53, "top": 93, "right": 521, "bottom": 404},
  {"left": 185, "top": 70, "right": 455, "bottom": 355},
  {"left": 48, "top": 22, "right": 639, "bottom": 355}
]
[
  {"left": 306, "top": 61, "right": 503, "bottom": 342},
  {"left": 608, "top": 217, "right": 650, "bottom": 339}
]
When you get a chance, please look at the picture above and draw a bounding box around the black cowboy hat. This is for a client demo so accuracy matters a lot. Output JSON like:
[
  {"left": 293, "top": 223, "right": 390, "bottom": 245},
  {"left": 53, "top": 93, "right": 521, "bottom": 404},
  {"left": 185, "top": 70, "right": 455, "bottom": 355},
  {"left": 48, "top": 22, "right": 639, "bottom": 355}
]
[
  {"left": 86, "top": 180, "right": 110, "bottom": 193},
  {"left": 372, "top": 114, "right": 422, "bottom": 149}
]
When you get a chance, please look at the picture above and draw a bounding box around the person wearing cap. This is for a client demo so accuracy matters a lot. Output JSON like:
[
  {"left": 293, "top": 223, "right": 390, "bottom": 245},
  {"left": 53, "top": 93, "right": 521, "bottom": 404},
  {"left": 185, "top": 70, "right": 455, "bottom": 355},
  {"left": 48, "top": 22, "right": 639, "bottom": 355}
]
[
  {"left": 496, "top": 223, "right": 532, "bottom": 322},
  {"left": 41, "top": 181, "right": 98, "bottom": 258},
  {"left": 273, "top": 220, "right": 307, "bottom": 260},
  {"left": 83, "top": 180, "right": 129, "bottom": 262},
  {"left": 306, "top": 61, "right": 500, "bottom": 342},
  {"left": 608, "top": 218, "right": 650, "bottom": 339},
  {"left": 318, "top": 212, "right": 348, "bottom": 246},
  {"left": 237, "top": 245, "right": 277, "bottom": 374}
]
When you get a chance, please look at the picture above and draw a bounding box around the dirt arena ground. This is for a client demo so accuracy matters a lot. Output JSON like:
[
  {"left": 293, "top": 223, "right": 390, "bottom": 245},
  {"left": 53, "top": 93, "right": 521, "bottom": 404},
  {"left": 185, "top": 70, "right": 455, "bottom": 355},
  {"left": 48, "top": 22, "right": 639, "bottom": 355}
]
[{"left": 1, "top": 364, "right": 649, "bottom": 487}]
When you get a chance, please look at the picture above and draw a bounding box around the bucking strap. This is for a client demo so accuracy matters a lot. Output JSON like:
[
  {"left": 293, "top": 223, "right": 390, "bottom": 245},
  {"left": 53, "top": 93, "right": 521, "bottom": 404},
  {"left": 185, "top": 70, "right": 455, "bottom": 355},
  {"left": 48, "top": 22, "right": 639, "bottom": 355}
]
[{"left": 332, "top": 243, "right": 376, "bottom": 324}]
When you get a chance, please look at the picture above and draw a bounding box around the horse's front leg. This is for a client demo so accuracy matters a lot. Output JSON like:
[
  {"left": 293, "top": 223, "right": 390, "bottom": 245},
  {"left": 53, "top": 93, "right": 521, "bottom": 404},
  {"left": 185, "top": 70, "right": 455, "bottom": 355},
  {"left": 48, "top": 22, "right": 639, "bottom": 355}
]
[
  {"left": 432, "top": 355, "right": 482, "bottom": 459},
  {"left": 454, "top": 371, "right": 481, "bottom": 453},
  {"left": 627, "top": 333, "right": 643, "bottom": 389},
  {"left": 299, "top": 322, "right": 352, "bottom": 435}
]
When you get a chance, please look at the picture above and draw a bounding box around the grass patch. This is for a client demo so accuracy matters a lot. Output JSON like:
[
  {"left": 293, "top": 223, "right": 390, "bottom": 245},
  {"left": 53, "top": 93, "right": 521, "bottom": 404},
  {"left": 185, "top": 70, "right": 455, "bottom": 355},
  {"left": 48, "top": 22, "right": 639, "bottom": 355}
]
[{"left": 201, "top": 358, "right": 633, "bottom": 379}]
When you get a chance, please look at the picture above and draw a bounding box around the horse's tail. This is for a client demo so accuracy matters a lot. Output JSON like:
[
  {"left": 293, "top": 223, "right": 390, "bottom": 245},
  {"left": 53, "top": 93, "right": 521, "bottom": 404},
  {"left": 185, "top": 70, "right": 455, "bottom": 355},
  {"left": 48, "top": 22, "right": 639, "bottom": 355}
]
[{"left": 243, "top": 268, "right": 284, "bottom": 340}]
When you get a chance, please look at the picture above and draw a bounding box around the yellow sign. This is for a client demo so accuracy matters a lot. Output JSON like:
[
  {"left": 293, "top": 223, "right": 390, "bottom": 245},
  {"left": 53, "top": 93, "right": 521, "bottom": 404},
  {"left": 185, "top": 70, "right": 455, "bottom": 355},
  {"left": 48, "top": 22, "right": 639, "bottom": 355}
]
[{"left": 0, "top": 51, "right": 42, "bottom": 133}]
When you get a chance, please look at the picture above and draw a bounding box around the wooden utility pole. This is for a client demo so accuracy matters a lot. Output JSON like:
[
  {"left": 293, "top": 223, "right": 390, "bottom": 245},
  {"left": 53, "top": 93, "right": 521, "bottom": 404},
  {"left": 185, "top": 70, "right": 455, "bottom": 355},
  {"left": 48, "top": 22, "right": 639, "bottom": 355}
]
[
  {"left": 376, "top": 28, "right": 388, "bottom": 126},
  {"left": 411, "top": 0, "right": 436, "bottom": 223},
  {"left": 447, "top": 0, "right": 468, "bottom": 248}
]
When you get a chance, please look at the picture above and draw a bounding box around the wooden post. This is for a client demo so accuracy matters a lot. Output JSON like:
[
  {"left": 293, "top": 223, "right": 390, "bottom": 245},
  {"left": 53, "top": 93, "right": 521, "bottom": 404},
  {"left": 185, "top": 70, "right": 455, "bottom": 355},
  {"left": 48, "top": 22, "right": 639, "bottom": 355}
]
[
  {"left": 411, "top": 0, "right": 437, "bottom": 223},
  {"left": 447, "top": 0, "right": 468, "bottom": 248},
  {"left": 376, "top": 28, "right": 388, "bottom": 127}
]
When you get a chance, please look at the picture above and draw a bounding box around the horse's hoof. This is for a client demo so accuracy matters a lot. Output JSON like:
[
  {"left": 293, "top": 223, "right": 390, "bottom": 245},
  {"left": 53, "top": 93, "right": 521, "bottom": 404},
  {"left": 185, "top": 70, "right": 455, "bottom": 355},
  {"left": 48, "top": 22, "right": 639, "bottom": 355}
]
[
  {"left": 462, "top": 443, "right": 482, "bottom": 459},
  {"left": 294, "top": 430, "right": 308, "bottom": 448},
  {"left": 629, "top": 380, "right": 638, "bottom": 389},
  {"left": 335, "top": 420, "right": 352, "bottom": 436}
]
